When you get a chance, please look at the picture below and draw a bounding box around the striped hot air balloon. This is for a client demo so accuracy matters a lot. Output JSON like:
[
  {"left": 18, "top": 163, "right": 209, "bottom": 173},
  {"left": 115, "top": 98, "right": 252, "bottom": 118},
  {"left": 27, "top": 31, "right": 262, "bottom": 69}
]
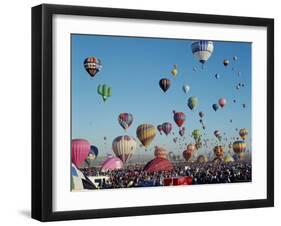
[
  {"left": 159, "top": 78, "right": 171, "bottom": 92},
  {"left": 84, "top": 57, "right": 102, "bottom": 77},
  {"left": 72, "top": 139, "right": 90, "bottom": 168},
  {"left": 136, "top": 124, "right": 157, "bottom": 148},
  {"left": 191, "top": 40, "right": 214, "bottom": 65},
  {"left": 232, "top": 140, "right": 246, "bottom": 155},
  {"left": 112, "top": 135, "right": 137, "bottom": 164}
]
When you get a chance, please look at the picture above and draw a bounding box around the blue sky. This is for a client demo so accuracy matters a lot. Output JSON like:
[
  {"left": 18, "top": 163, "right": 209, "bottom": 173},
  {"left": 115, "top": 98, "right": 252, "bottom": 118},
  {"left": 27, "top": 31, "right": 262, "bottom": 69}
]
[{"left": 71, "top": 34, "right": 251, "bottom": 158}]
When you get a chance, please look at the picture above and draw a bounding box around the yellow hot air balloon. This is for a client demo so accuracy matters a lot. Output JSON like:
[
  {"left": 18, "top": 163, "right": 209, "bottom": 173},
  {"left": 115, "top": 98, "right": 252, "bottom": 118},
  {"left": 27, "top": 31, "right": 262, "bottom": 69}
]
[
  {"left": 239, "top": 128, "right": 248, "bottom": 140},
  {"left": 136, "top": 124, "right": 157, "bottom": 148},
  {"left": 171, "top": 64, "right": 178, "bottom": 76}
]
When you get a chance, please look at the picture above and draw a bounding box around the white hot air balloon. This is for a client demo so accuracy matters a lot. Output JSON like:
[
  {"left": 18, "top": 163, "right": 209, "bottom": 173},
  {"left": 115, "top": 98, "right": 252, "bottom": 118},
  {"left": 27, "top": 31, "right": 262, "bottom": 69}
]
[
  {"left": 191, "top": 40, "right": 214, "bottom": 66},
  {"left": 112, "top": 135, "right": 137, "bottom": 164},
  {"left": 182, "top": 84, "right": 190, "bottom": 94}
]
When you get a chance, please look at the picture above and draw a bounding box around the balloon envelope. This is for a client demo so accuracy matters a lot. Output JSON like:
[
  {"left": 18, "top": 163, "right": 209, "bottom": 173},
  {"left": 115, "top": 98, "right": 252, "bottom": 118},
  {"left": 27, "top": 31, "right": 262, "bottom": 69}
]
[
  {"left": 136, "top": 124, "right": 157, "bottom": 147},
  {"left": 72, "top": 139, "right": 90, "bottom": 168},
  {"left": 182, "top": 85, "right": 190, "bottom": 94},
  {"left": 162, "top": 122, "right": 173, "bottom": 135},
  {"left": 159, "top": 78, "right": 170, "bottom": 92},
  {"left": 173, "top": 111, "right": 186, "bottom": 127},
  {"left": 84, "top": 57, "right": 102, "bottom": 77},
  {"left": 112, "top": 135, "right": 137, "bottom": 163},
  {"left": 101, "top": 157, "right": 124, "bottom": 172},
  {"left": 118, "top": 113, "right": 133, "bottom": 130},
  {"left": 188, "top": 96, "right": 198, "bottom": 110},
  {"left": 191, "top": 40, "right": 214, "bottom": 64},
  {"left": 143, "top": 158, "right": 173, "bottom": 173},
  {"left": 154, "top": 146, "right": 168, "bottom": 159}
]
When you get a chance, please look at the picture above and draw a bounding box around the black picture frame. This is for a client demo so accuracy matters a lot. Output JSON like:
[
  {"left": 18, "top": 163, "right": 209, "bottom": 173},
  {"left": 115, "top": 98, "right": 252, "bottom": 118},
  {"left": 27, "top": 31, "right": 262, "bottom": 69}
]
[{"left": 32, "top": 4, "right": 274, "bottom": 222}]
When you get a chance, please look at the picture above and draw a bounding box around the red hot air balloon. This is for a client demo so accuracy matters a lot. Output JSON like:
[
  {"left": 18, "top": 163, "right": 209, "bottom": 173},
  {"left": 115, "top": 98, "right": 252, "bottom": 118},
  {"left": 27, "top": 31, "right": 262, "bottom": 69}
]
[
  {"left": 183, "top": 144, "right": 196, "bottom": 161},
  {"left": 218, "top": 98, "right": 227, "bottom": 108},
  {"left": 173, "top": 110, "right": 186, "bottom": 127},
  {"left": 143, "top": 158, "right": 173, "bottom": 173},
  {"left": 72, "top": 139, "right": 91, "bottom": 168}
]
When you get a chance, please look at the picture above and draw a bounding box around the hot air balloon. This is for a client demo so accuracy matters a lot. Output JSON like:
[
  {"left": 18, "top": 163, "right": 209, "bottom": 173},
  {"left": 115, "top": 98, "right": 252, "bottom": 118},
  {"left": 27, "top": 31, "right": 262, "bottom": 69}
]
[
  {"left": 213, "top": 145, "right": 224, "bottom": 158},
  {"left": 242, "top": 104, "right": 246, "bottom": 108},
  {"left": 136, "top": 124, "right": 157, "bottom": 148},
  {"left": 218, "top": 98, "right": 227, "bottom": 108},
  {"left": 159, "top": 78, "right": 171, "bottom": 92},
  {"left": 101, "top": 156, "right": 124, "bottom": 172},
  {"left": 183, "top": 144, "right": 196, "bottom": 161},
  {"left": 199, "top": 111, "right": 204, "bottom": 118},
  {"left": 215, "top": 73, "right": 220, "bottom": 79},
  {"left": 197, "top": 155, "right": 207, "bottom": 163},
  {"left": 182, "top": 84, "right": 190, "bottom": 94},
  {"left": 112, "top": 135, "right": 137, "bottom": 164},
  {"left": 187, "top": 96, "right": 198, "bottom": 110},
  {"left": 223, "top": 59, "right": 229, "bottom": 66},
  {"left": 191, "top": 40, "right": 214, "bottom": 65},
  {"left": 162, "top": 122, "right": 172, "bottom": 136},
  {"left": 72, "top": 139, "right": 90, "bottom": 168},
  {"left": 173, "top": 111, "right": 186, "bottom": 127},
  {"left": 143, "top": 158, "right": 173, "bottom": 173},
  {"left": 168, "top": 152, "right": 175, "bottom": 161},
  {"left": 171, "top": 64, "right": 178, "bottom": 76},
  {"left": 239, "top": 128, "right": 249, "bottom": 140},
  {"left": 154, "top": 146, "right": 168, "bottom": 159},
  {"left": 179, "top": 128, "right": 185, "bottom": 137},
  {"left": 224, "top": 154, "right": 234, "bottom": 163},
  {"left": 232, "top": 140, "right": 246, "bottom": 157},
  {"left": 84, "top": 57, "right": 102, "bottom": 77},
  {"left": 157, "top": 124, "right": 163, "bottom": 135},
  {"left": 97, "top": 84, "right": 112, "bottom": 102},
  {"left": 192, "top": 129, "right": 202, "bottom": 142},
  {"left": 118, "top": 113, "right": 133, "bottom": 130},
  {"left": 173, "top": 137, "right": 178, "bottom": 143},
  {"left": 85, "top": 145, "right": 99, "bottom": 167},
  {"left": 214, "top": 130, "right": 222, "bottom": 141},
  {"left": 212, "top": 104, "right": 219, "bottom": 111},
  {"left": 233, "top": 56, "right": 238, "bottom": 61}
]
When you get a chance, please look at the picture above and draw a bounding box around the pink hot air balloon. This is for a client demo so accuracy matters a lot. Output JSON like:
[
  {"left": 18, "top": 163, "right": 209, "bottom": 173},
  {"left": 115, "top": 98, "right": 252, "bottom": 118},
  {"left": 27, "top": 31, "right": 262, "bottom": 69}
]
[
  {"left": 218, "top": 98, "right": 227, "bottom": 108},
  {"left": 72, "top": 139, "right": 90, "bottom": 168},
  {"left": 100, "top": 156, "right": 124, "bottom": 172}
]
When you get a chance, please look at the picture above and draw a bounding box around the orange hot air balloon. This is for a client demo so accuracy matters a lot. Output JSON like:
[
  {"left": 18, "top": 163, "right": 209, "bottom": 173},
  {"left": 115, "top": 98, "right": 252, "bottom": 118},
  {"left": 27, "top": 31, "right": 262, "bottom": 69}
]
[
  {"left": 213, "top": 145, "right": 224, "bottom": 158},
  {"left": 154, "top": 146, "right": 168, "bottom": 159}
]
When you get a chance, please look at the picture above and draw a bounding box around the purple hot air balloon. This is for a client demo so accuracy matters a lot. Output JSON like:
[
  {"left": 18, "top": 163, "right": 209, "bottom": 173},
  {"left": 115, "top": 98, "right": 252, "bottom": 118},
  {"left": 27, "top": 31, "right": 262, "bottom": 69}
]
[
  {"left": 162, "top": 122, "right": 172, "bottom": 135},
  {"left": 72, "top": 139, "right": 90, "bottom": 168},
  {"left": 100, "top": 156, "right": 124, "bottom": 172}
]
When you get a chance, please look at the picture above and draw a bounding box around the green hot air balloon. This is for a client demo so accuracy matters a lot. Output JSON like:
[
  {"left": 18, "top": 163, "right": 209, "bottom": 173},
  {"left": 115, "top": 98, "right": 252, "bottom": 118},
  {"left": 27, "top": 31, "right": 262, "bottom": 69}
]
[
  {"left": 187, "top": 96, "right": 198, "bottom": 110},
  {"left": 192, "top": 129, "right": 202, "bottom": 141},
  {"left": 97, "top": 84, "right": 112, "bottom": 102}
]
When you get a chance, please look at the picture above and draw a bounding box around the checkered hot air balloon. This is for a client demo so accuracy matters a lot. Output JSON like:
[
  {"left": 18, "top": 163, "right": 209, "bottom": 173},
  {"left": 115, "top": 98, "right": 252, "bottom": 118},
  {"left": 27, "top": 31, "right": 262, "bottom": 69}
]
[{"left": 191, "top": 40, "right": 214, "bottom": 65}]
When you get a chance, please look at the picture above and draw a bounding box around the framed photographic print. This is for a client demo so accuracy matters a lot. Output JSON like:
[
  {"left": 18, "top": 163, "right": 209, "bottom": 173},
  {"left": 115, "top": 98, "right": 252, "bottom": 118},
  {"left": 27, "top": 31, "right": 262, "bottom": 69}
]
[{"left": 32, "top": 4, "right": 274, "bottom": 222}]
